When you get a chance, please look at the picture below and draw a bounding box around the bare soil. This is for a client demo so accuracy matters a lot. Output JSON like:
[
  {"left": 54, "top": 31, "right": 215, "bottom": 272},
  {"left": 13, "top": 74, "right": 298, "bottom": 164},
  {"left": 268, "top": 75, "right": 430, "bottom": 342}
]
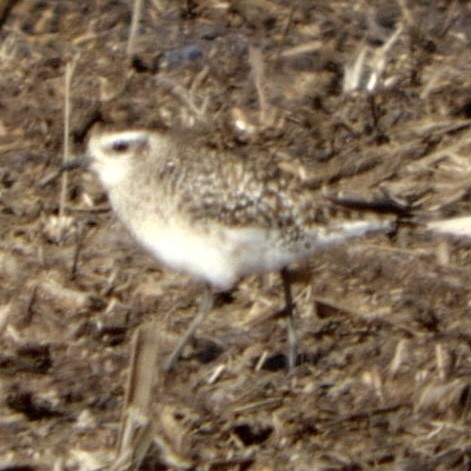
[{"left": 0, "top": 1, "right": 470, "bottom": 470}]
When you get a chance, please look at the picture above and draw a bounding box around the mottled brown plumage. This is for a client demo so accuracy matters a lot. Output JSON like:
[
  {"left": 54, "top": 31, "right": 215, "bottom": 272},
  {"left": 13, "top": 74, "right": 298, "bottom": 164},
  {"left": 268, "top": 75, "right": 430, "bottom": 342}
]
[
  {"left": 87, "top": 129, "right": 395, "bottom": 291},
  {"left": 87, "top": 128, "right": 396, "bottom": 369}
]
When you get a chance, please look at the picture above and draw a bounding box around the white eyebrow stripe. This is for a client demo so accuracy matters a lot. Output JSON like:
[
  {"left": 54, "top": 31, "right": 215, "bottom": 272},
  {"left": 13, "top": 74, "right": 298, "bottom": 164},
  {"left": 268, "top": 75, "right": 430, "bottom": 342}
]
[{"left": 101, "top": 131, "right": 150, "bottom": 148}]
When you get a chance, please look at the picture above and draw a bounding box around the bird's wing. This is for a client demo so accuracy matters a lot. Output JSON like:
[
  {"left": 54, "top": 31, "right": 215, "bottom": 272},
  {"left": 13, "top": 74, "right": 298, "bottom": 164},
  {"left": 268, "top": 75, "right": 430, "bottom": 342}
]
[
  {"left": 174, "top": 145, "right": 406, "bottom": 230},
  {"left": 175, "top": 151, "right": 316, "bottom": 229}
]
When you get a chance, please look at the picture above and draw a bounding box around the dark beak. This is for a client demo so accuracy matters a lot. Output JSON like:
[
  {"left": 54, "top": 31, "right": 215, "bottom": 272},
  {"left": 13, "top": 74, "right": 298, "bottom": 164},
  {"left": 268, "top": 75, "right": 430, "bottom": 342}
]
[
  {"left": 60, "top": 155, "right": 93, "bottom": 172},
  {"left": 38, "top": 155, "right": 92, "bottom": 188}
]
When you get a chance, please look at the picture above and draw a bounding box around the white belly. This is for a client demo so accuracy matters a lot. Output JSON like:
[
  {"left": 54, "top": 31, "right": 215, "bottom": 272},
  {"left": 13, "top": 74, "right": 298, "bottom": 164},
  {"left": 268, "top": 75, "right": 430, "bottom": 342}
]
[
  {"left": 130, "top": 220, "right": 295, "bottom": 291},
  {"left": 126, "top": 215, "right": 392, "bottom": 291}
]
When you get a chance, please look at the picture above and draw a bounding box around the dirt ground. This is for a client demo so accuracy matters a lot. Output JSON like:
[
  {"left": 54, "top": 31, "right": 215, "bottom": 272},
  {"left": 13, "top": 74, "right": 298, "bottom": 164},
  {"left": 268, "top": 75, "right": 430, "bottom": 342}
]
[{"left": 0, "top": 0, "right": 470, "bottom": 469}]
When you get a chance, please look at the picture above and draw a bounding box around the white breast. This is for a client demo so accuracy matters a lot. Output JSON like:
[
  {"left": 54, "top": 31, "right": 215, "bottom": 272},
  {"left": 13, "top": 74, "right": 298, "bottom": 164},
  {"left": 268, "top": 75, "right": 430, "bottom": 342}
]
[
  {"left": 132, "top": 219, "right": 237, "bottom": 290},
  {"left": 128, "top": 218, "right": 297, "bottom": 291}
]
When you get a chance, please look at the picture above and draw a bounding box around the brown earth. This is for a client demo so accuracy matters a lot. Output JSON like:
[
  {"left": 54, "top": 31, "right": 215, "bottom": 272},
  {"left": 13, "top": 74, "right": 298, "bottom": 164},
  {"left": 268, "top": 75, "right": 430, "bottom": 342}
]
[{"left": 0, "top": 1, "right": 470, "bottom": 470}]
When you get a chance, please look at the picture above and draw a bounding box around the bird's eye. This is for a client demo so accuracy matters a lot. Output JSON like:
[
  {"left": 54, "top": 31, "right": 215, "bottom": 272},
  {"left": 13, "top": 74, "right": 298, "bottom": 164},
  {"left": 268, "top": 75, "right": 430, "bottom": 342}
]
[{"left": 112, "top": 140, "right": 130, "bottom": 153}]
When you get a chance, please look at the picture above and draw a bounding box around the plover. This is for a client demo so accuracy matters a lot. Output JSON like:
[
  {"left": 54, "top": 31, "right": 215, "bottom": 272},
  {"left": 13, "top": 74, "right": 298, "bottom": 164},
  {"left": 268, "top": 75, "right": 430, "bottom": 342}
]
[{"left": 81, "top": 128, "right": 399, "bottom": 370}]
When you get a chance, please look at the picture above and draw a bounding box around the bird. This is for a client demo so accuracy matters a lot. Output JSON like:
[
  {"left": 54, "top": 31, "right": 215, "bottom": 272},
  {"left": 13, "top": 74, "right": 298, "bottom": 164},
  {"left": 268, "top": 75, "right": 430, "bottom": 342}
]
[{"left": 81, "top": 127, "right": 400, "bottom": 371}]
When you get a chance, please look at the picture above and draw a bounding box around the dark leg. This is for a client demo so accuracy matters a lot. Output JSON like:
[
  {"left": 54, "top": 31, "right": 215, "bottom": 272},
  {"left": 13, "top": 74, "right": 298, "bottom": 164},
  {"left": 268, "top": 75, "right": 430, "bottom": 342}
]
[
  {"left": 163, "top": 284, "right": 214, "bottom": 372},
  {"left": 280, "top": 268, "right": 298, "bottom": 371}
]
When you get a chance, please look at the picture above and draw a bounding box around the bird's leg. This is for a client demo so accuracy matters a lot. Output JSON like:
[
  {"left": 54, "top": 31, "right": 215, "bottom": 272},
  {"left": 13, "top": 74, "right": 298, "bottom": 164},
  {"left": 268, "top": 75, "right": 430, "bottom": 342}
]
[
  {"left": 280, "top": 268, "right": 298, "bottom": 371},
  {"left": 163, "top": 283, "right": 214, "bottom": 372}
]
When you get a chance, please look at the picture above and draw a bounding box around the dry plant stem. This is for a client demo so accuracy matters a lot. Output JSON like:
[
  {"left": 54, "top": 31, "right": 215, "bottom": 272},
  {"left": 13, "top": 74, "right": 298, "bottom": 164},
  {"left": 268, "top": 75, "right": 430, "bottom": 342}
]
[
  {"left": 113, "top": 321, "right": 160, "bottom": 470},
  {"left": 70, "top": 223, "right": 85, "bottom": 280},
  {"left": 281, "top": 268, "right": 298, "bottom": 371},
  {"left": 272, "top": 0, "right": 296, "bottom": 70},
  {"left": 0, "top": 0, "right": 20, "bottom": 27},
  {"left": 397, "top": 0, "right": 415, "bottom": 27},
  {"left": 59, "top": 58, "right": 77, "bottom": 240},
  {"left": 163, "top": 284, "right": 214, "bottom": 372},
  {"left": 249, "top": 46, "right": 268, "bottom": 125},
  {"left": 127, "top": 0, "right": 143, "bottom": 57}
]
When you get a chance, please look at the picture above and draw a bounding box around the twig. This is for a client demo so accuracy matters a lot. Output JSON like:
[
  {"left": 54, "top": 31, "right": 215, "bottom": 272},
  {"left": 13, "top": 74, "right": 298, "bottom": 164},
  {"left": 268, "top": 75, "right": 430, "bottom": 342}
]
[
  {"left": 59, "top": 55, "right": 79, "bottom": 242},
  {"left": 113, "top": 321, "right": 160, "bottom": 470},
  {"left": 127, "top": 0, "right": 144, "bottom": 57},
  {"left": 272, "top": 0, "right": 296, "bottom": 70},
  {"left": 248, "top": 45, "right": 268, "bottom": 126}
]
